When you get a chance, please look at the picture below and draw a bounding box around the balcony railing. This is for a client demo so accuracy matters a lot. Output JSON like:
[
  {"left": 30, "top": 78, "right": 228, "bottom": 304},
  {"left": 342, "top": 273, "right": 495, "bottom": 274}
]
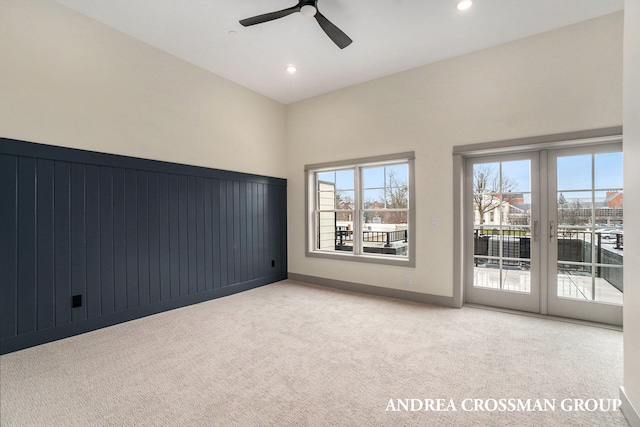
[
  {"left": 473, "top": 228, "right": 623, "bottom": 292},
  {"left": 336, "top": 226, "right": 407, "bottom": 247}
]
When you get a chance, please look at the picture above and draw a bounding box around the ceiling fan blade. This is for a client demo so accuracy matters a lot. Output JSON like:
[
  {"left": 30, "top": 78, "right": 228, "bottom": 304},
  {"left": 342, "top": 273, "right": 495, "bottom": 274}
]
[
  {"left": 314, "top": 11, "right": 352, "bottom": 49},
  {"left": 239, "top": 5, "right": 300, "bottom": 27}
]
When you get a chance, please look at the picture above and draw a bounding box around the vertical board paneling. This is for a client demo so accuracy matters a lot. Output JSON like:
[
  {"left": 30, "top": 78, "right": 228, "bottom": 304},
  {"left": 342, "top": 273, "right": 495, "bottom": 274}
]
[
  {"left": 272, "top": 185, "right": 283, "bottom": 273},
  {"left": 1, "top": 139, "right": 287, "bottom": 354},
  {"left": 168, "top": 175, "right": 180, "bottom": 298},
  {"left": 250, "top": 182, "right": 257, "bottom": 279},
  {"left": 203, "top": 178, "right": 213, "bottom": 291},
  {"left": 125, "top": 169, "right": 138, "bottom": 308},
  {"left": 278, "top": 185, "right": 288, "bottom": 274},
  {"left": 247, "top": 182, "right": 255, "bottom": 280},
  {"left": 269, "top": 184, "right": 275, "bottom": 271},
  {"left": 54, "top": 162, "right": 71, "bottom": 327},
  {"left": 178, "top": 176, "right": 189, "bottom": 296},
  {"left": 70, "top": 163, "right": 87, "bottom": 322},
  {"left": 137, "top": 171, "right": 150, "bottom": 306},
  {"left": 187, "top": 176, "right": 197, "bottom": 294},
  {"left": 233, "top": 181, "right": 241, "bottom": 283},
  {"left": 239, "top": 182, "right": 248, "bottom": 283},
  {"left": 226, "top": 181, "right": 235, "bottom": 284},
  {"left": 251, "top": 183, "right": 259, "bottom": 279},
  {"left": 262, "top": 186, "right": 273, "bottom": 274},
  {"left": 100, "top": 167, "right": 114, "bottom": 316},
  {"left": 148, "top": 172, "right": 160, "bottom": 304},
  {"left": 85, "top": 165, "right": 102, "bottom": 319},
  {"left": 196, "top": 177, "right": 206, "bottom": 293},
  {"left": 259, "top": 183, "right": 267, "bottom": 278},
  {"left": 212, "top": 179, "right": 222, "bottom": 289},
  {"left": 0, "top": 155, "right": 18, "bottom": 339},
  {"left": 223, "top": 180, "right": 232, "bottom": 285},
  {"left": 112, "top": 168, "right": 127, "bottom": 313},
  {"left": 17, "top": 157, "right": 37, "bottom": 335},
  {"left": 157, "top": 173, "right": 171, "bottom": 301},
  {"left": 37, "top": 159, "right": 55, "bottom": 329}
]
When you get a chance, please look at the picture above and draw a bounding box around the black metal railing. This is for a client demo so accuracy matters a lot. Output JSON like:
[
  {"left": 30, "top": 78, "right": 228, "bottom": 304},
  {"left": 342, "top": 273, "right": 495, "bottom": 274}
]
[
  {"left": 473, "top": 228, "right": 623, "bottom": 291},
  {"left": 336, "top": 226, "right": 407, "bottom": 247}
]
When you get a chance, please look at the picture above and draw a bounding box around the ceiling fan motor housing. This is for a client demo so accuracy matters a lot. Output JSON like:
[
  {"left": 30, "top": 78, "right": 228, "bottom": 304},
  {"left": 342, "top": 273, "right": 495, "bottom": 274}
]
[{"left": 300, "top": 5, "right": 318, "bottom": 17}]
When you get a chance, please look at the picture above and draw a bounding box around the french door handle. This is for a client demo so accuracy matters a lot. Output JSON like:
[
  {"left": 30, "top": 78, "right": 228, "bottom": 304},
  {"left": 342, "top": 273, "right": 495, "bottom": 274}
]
[
  {"left": 549, "top": 221, "right": 555, "bottom": 240},
  {"left": 533, "top": 220, "right": 539, "bottom": 241}
]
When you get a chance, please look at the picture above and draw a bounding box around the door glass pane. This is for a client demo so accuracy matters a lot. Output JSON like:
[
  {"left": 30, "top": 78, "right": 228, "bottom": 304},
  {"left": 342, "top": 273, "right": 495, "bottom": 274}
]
[
  {"left": 556, "top": 152, "right": 623, "bottom": 305},
  {"left": 473, "top": 160, "right": 531, "bottom": 293},
  {"left": 594, "top": 152, "right": 623, "bottom": 189},
  {"left": 557, "top": 263, "right": 593, "bottom": 300},
  {"left": 502, "top": 160, "right": 531, "bottom": 193},
  {"left": 556, "top": 227, "right": 589, "bottom": 263},
  {"left": 502, "top": 194, "right": 531, "bottom": 226},
  {"left": 557, "top": 154, "right": 591, "bottom": 190},
  {"left": 503, "top": 261, "right": 531, "bottom": 292},
  {"left": 557, "top": 191, "right": 593, "bottom": 227},
  {"left": 596, "top": 266, "right": 623, "bottom": 304}
]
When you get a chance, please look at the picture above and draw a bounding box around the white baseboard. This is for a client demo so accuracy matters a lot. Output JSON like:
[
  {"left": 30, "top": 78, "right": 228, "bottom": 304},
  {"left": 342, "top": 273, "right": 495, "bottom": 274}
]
[{"left": 621, "top": 386, "right": 640, "bottom": 427}]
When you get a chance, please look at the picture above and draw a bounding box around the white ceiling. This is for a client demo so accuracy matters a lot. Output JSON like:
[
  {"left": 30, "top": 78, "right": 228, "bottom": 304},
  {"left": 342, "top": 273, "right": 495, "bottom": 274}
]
[{"left": 54, "top": 0, "right": 624, "bottom": 104}]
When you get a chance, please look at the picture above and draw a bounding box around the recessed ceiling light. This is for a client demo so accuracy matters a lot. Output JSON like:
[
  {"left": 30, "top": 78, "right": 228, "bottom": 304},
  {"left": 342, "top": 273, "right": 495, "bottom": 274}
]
[
  {"left": 286, "top": 65, "right": 297, "bottom": 74},
  {"left": 456, "top": 0, "right": 474, "bottom": 11}
]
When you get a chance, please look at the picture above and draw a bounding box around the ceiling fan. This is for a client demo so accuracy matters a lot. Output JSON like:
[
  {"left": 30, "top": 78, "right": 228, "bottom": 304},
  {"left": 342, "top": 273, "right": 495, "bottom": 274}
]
[{"left": 239, "top": 0, "right": 353, "bottom": 49}]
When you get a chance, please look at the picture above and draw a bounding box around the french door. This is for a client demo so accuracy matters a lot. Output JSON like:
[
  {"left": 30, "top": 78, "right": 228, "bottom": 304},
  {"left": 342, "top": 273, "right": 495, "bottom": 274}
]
[
  {"left": 547, "top": 144, "right": 623, "bottom": 325},
  {"left": 465, "top": 143, "right": 623, "bottom": 325},
  {"left": 465, "top": 152, "right": 541, "bottom": 314}
]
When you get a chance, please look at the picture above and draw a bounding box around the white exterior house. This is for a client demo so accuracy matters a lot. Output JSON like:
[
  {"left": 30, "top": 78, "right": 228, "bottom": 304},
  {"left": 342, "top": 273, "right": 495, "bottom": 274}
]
[{"left": 474, "top": 194, "right": 530, "bottom": 227}]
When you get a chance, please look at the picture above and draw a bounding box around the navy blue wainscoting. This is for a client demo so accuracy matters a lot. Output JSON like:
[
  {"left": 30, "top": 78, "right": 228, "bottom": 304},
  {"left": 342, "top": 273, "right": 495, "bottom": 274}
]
[{"left": 0, "top": 138, "right": 287, "bottom": 354}]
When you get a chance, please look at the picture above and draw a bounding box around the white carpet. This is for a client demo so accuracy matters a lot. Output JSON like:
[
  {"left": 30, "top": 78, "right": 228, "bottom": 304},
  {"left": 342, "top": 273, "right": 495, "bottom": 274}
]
[{"left": 0, "top": 280, "right": 628, "bottom": 426}]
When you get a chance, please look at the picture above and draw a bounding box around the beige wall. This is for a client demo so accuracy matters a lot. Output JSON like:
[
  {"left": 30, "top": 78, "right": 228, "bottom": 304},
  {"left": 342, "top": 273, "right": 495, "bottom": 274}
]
[
  {"left": 2, "top": 0, "right": 635, "bottom": 417},
  {"left": 286, "top": 12, "right": 623, "bottom": 297},
  {"left": 0, "top": 0, "right": 287, "bottom": 178},
  {"left": 0, "top": 0, "right": 636, "bottom": 422},
  {"left": 623, "top": 0, "right": 640, "bottom": 423}
]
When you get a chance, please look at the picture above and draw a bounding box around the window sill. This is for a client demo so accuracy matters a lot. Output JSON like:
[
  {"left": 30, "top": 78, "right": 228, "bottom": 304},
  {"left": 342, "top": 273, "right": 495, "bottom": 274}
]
[{"left": 306, "top": 250, "right": 415, "bottom": 267}]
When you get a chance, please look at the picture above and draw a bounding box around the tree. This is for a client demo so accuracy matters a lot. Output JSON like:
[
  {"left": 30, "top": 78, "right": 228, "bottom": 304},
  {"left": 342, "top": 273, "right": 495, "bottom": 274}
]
[
  {"left": 381, "top": 170, "right": 408, "bottom": 224},
  {"left": 473, "top": 164, "right": 518, "bottom": 229},
  {"left": 558, "top": 192, "right": 567, "bottom": 224},
  {"left": 566, "top": 199, "right": 584, "bottom": 226},
  {"left": 362, "top": 170, "right": 409, "bottom": 224}
]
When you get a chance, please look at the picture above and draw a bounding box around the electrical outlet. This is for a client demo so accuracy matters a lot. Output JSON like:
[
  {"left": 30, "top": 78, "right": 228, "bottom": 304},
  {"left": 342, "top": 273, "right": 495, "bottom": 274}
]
[
  {"left": 404, "top": 275, "right": 411, "bottom": 285},
  {"left": 72, "top": 295, "right": 82, "bottom": 308}
]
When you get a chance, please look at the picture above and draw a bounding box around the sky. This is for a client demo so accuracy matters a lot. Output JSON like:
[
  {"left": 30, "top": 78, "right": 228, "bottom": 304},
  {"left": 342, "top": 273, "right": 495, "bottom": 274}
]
[
  {"left": 474, "top": 151, "right": 623, "bottom": 198},
  {"left": 317, "top": 163, "right": 409, "bottom": 204},
  {"left": 317, "top": 164, "right": 408, "bottom": 189}
]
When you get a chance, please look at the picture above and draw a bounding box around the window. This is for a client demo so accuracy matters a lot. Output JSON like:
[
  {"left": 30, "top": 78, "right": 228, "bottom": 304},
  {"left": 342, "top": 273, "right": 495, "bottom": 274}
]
[{"left": 305, "top": 152, "right": 415, "bottom": 266}]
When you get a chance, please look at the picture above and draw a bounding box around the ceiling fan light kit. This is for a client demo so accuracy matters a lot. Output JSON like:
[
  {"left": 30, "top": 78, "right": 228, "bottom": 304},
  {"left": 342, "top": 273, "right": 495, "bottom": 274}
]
[
  {"left": 300, "top": 5, "right": 317, "bottom": 17},
  {"left": 239, "top": 0, "right": 352, "bottom": 49}
]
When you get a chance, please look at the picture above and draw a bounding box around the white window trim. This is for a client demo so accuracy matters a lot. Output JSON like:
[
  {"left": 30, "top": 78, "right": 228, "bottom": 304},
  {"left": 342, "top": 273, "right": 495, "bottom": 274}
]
[{"left": 305, "top": 152, "right": 415, "bottom": 267}]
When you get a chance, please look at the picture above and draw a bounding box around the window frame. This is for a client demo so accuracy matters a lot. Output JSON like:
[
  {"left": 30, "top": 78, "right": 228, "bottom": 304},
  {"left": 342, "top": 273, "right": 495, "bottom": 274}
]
[{"left": 305, "top": 152, "right": 415, "bottom": 267}]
